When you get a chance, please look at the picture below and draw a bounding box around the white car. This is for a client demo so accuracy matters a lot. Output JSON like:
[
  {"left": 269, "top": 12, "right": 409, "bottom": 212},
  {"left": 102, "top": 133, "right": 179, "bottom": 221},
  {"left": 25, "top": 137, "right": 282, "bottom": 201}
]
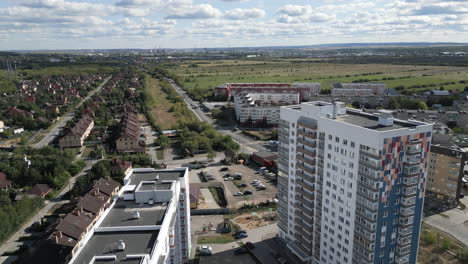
[
  {"left": 224, "top": 177, "right": 234, "bottom": 181},
  {"left": 233, "top": 192, "right": 244, "bottom": 196},
  {"left": 199, "top": 246, "right": 213, "bottom": 256}
]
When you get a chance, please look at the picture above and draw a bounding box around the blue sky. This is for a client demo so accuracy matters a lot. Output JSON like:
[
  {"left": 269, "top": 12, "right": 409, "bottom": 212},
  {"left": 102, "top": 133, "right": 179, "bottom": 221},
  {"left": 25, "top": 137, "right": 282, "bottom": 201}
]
[{"left": 0, "top": 0, "right": 467, "bottom": 50}]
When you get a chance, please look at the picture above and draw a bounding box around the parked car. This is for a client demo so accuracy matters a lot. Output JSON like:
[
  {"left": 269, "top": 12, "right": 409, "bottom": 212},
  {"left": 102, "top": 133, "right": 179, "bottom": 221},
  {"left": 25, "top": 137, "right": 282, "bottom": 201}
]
[
  {"left": 235, "top": 230, "right": 247, "bottom": 235},
  {"left": 199, "top": 246, "right": 212, "bottom": 256},
  {"left": 460, "top": 193, "right": 465, "bottom": 198},
  {"left": 220, "top": 167, "right": 229, "bottom": 171},
  {"left": 243, "top": 191, "right": 252, "bottom": 195},
  {"left": 233, "top": 192, "right": 244, "bottom": 196},
  {"left": 237, "top": 183, "right": 247, "bottom": 188},
  {"left": 235, "top": 233, "right": 248, "bottom": 239},
  {"left": 244, "top": 242, "right": 255, "bottom": 249},
  {"left": 224, "top": 177, "right": 234, "bottom": 181},
  {"left": 224, "top": 173, "right": 231, "bottom": 178},
  {"left": 233, "top": 247, "right": 249, "bottom": 255},
  {"left": 256, "top": 186, "right": 266, "bottom": 191}
]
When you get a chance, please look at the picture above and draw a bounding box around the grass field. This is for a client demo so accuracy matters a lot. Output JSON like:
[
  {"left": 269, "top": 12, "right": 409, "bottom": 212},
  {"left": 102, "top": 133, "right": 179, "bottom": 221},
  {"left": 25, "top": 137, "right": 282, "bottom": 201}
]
[
  {"left": 143, "top": 75, "right": 179, "bottom": 130},
  {"left": 167, "top": 59, "right": 468, "bottom": 96}
]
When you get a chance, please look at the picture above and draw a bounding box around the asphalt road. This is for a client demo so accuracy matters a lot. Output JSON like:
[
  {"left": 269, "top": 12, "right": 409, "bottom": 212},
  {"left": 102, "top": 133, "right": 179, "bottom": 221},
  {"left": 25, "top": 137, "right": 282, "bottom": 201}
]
[
  {"left": 32, "top": 76, "right": 112, "bottom": 149},
  {"left": 165, "top": 78, "right": 269, "bottom": 153},
  {"left": 0, "top": 159, "right": 99, "bottom": 261}
]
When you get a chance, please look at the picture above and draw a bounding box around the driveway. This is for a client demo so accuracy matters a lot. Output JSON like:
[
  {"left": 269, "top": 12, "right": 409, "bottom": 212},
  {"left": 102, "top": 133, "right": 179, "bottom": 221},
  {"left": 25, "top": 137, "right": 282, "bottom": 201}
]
[{"left": 199, "top": 242, "right": 255, "bottom": 264}]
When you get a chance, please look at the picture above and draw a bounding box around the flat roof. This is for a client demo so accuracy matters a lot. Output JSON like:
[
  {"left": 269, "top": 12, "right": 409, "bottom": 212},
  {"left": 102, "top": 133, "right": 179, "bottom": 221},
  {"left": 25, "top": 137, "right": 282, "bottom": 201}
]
[
  {"left": 129, "top": 171, "right": 183, "bottom": 186},
  {"left": 337, "top": 110, "right": 418, "bottom": 131},
  {"left": 72, "top": 231, "right": 158, "bottom": 264},
  {"left": 139, "top": 182, "right": 172, "bottom": 191},
  {"left": 100, "top": 200, "right": 167, "bottom": 227}
]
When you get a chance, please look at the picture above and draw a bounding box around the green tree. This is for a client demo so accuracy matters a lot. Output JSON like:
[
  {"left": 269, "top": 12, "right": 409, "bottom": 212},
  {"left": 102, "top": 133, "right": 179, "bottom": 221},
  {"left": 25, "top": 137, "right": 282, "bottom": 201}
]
[{"left": 157, "top": 135, "right": 170, "bottom": 149}]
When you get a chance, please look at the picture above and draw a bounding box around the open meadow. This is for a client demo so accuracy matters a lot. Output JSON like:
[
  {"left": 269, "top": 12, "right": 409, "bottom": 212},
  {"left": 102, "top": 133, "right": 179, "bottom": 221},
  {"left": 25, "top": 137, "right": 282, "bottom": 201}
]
[{"left": 166, "top": 59, "right": 468, "bottom": 99}]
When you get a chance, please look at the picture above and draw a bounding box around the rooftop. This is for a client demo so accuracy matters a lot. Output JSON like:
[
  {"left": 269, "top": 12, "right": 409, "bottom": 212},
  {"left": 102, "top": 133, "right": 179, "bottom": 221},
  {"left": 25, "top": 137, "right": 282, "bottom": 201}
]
[
  {"left": 337, "top": 110, "right": 417, "bottom": 131},
  {"left": 72, "top": 231, "right": 158, "bottom": 264},
  {"left": 99, "top": 200, "right": 166, "bottom": 227},
  {"left": 129, "top": 170, "right": 184, "bottom": 186}
]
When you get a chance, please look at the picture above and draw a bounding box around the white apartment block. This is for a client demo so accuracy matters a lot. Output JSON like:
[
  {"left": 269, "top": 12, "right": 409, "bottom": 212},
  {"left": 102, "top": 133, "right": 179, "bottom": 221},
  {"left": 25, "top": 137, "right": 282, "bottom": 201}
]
[
  {"left": 69, "top": 167, "right": 191, "bottom": 264},
  {"left": 331, "top": 83, "right": 386, "bottom": 96},
  {"left": 234, "top": 92, "right": 299, "bottom": 127},
  {"left": 277, "top": 101, "right": 432, "bottom": 264}
]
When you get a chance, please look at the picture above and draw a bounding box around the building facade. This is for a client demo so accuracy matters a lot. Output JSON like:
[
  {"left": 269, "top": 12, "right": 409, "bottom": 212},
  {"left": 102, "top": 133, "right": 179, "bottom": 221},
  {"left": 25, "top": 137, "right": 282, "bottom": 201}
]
[
  {"left": 427, "top": 144, "right": 466, "bottom": 203},
  {"left": 115, "top": 112, "right": 144, "bottom": 153},
  {"left": 277, "top": 101, "right": 432, "bottom": 264},
  {"left": 331, "top": 83, "right": 386, "bottom": 96},
  {"left": 68, "top": 167, "right": 191, "bottom": 264},
  {"left": 215, "top": 83, "right": 321, "bottom": 101},
  {"left": 234, "top": 92, "right": 299, "bottom": 127},
  {"left": 59, "top": 115, "right": 94, "bottom": 148}
]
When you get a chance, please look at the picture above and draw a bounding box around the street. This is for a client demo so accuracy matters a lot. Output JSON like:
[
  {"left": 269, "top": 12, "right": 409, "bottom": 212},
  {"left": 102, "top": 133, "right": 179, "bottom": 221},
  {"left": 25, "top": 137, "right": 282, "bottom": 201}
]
[
  {"left": 165, "top": 78, "right": 269, "bottom": 153},
  {"left": 32, "top": 76, "right": 112, "bottom": 149},
  {"left": 0, "top": 159, "right": 99, "bottom": 263}
]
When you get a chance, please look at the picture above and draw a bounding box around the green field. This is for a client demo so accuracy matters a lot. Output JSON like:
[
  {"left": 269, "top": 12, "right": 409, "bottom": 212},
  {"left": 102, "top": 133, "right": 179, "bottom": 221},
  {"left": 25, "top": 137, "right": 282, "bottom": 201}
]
[
  {"left": 20, "top": 64, "right": 115, "bottom": 77},
  {"left": 166, "top": 60, "right": 468, "bottom": 98}
]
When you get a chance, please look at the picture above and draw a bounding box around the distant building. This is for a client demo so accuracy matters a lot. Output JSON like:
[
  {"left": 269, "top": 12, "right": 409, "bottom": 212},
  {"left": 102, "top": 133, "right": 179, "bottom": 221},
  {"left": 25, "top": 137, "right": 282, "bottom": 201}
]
[
  {"left": 216, "top": 83, "right": 320, "bottom": 101},
  {"left": 251, "top": 151, "right": 278, "bottom": 167},
  {"left": 0, "top": 172, "right": 12, "bottom": 190},
  {"left": 115, "top": 113, "right": 144, "bottom": 153},
  {"left": 12, "top": 127, "right": 24, "bottom": 135},
  {"left": 5, "top": 106, "right": 33, "bottom": 119},
  {"left": 59, "top": 115, "right": 94, "bottom": 148},
  {"left": 234, "top": 92, "right": 299, "bottom": 127},
  {"left": 0, "top": 120, "right": 4, "bottom": 132},
  {"left": 427, "top": 144, "right": 466, "bottom": 203},
  {"left": 66, "top": 167, "right": 191, "bottom": 264},
  {"left": 331, "top": 83, "right": 386, "bottom": 96}
]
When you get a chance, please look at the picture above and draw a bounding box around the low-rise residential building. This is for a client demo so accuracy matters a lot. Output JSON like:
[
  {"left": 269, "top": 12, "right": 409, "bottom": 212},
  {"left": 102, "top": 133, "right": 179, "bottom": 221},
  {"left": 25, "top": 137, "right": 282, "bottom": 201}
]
[
  {"left": 110, "top": 159, "right": 133, "bottom": 177},
  {"left": 115, "top": 112, "right": 144, "bottom": 153},
  {"left": 5, "top": 106, "right": 33, "bottom": 119},
  {"left": 59, "top": 115, "right": 94, "bottom": 148},
  {"left": 331, "top": 83, "right": 386, "bottom": 96},
  {"left": 216, "top": 82, "right": 320, "bottom": 101},
  {"left": 427, "top": 144, "right": 466, "bottom": 203},
  {"left": 0, "top": 172, "right": 12, "bottom": 190},
  {"left": 27, "top": 184, "right": 52, "bottom": 198},
  {"left": 65, "top": 167, "right": 191, "bottom": 264},
  {"left": 234, "top": 92, "right": 300, "bottom": 127},
  {"left": 251, "top": 151, "right": 278, "bottom": 167}
]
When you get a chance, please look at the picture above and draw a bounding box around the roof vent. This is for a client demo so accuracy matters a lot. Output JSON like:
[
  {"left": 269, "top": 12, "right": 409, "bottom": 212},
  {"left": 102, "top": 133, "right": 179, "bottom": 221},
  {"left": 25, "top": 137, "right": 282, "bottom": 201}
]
[
  {"left": 132, "top": 211, "right": 140, "bottom": 219},
  {"left": 378, "top": 110, "right": 394, "bottom": 127},
  {"left": 155, "top": 174, "right": 159, "bottom": 181},
  {"left": 116, "top": 240, "right": 126, "bottom": 251}
]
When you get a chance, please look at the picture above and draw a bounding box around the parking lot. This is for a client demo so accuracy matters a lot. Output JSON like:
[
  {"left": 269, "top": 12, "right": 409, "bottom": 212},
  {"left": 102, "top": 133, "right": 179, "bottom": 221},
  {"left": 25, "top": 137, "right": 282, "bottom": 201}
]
[{"left": 189, "top": 163, "right": 277, "bottom": 208}]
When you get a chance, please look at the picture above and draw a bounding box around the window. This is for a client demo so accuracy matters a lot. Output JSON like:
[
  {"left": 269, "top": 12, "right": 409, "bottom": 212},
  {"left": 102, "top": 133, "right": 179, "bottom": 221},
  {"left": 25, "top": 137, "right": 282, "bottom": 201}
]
[
  {"left": 329, "top": 135, "right": 333, "bottom": 140},
  {"left": 343, "top": 139, "right": 348, "bottom": 146},
  {"left": 336, "top": 137, "right": 340, "bottom": 143}
]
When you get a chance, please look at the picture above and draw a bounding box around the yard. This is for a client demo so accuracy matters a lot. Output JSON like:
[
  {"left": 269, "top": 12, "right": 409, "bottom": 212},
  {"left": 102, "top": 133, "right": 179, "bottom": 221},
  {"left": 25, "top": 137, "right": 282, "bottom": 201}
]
[{"left": 418, "top": 224, "right": 468, "bottom": 264}]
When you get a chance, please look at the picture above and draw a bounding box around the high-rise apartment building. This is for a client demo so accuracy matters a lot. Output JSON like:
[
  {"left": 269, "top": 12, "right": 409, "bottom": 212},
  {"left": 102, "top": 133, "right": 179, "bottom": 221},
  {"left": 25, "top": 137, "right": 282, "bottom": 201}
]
[
  {"left": 68, "top": 167, "right": 191, "bottom": 264},
  {"left": 277, "top": 101, "right": 432, "bottom": 264}
]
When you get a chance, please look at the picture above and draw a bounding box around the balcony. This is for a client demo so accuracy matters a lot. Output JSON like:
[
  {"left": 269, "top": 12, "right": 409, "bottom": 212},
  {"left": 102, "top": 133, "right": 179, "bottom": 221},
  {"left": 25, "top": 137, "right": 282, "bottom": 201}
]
[
  {"left": 297, "top": 163, "right": 316, "bottom": 176},
  {"left": 297, "top": 154, "right": 316, "bottom": 166},
  {"left": 359, "top": 148, "right": 381, "bottom": 159},
  {"left": 357, "top": 188, "right": 379, "bottom": 202},
  {"left": 298, "top": 188, "right": 315, "bottom": 200},
  {"left": 359, "top": 168, "right": 382, "bottom": 181},
  {"left": 356, "top": 198, "right": 378, "bottom": 212},
  {"left": 297, "top": 120, "right": 317, "bottom": 130},
  {"left": 359, "top": 179, "right": 379, "bottom": 192},
  {"left": 359, "top": 158, "right": 381, "bottom": 170},
  {"left": 297, "top": 146, "right": 317, "bottom": 158},
  {"left": 298, "top": 180, "right": 315, "bottom": 193},
  {"left": 295, "top": 194, "right": 314, "bottom": 208},
  {"left": 297, "top": 130, "right": 317, "bottom": 139},
  {"left": 295, "top": 171, "right": 315, "bottom": 183},
  {"left": 297, "top": 138, "right": 317, "bottom": 149}
]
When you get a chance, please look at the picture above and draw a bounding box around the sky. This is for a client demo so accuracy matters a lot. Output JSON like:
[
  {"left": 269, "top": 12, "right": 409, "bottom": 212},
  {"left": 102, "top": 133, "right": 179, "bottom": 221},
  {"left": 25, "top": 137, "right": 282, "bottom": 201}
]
[{"left": 0, "top": 0, "right": 467, "bottom": 50}]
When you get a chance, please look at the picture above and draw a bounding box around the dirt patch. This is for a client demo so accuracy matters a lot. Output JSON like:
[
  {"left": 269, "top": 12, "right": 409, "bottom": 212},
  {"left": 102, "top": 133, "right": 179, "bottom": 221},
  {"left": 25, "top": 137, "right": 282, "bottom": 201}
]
[{"left": 232, "top": 212, "right": 277, "bottom": 230}]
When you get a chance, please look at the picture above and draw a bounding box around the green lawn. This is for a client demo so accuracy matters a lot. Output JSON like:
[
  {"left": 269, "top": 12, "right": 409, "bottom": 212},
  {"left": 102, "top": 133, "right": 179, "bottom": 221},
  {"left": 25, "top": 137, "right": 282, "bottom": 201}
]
[
  {"left": 197, "top": 234, "right": 236, "bottom": 244},
  {"left": 166, "top": 59, "right": 468, "bottom": 95}
]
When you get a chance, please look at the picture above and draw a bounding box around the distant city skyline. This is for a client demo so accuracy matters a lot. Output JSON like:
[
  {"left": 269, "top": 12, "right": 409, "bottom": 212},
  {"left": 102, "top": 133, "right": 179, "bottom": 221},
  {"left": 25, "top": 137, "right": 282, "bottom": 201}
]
[{"left": 1, "top": 0, "right": 468, "bottom": 50}]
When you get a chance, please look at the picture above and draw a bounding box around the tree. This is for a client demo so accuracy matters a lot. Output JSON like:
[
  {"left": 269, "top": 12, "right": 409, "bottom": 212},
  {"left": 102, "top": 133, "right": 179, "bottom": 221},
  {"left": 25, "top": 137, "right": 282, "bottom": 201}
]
[
  {"left": 207, "top": 151, "right": 216, "bottom": 160},
  {"left": 270, "top": 129, "right": 278, "bottom": 140},
  {"left": 157, "top": 135, "right": 170, "bottom": 149}
]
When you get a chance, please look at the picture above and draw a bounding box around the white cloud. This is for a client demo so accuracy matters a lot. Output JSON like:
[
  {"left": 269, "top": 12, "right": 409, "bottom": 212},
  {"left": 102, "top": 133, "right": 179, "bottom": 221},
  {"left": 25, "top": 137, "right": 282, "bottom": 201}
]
[
  {"left": 165, "top": 4, "right": 222, "bottom": 19},
  {"left": 224, "top": 8, "right": 265, "bottom": 20}
]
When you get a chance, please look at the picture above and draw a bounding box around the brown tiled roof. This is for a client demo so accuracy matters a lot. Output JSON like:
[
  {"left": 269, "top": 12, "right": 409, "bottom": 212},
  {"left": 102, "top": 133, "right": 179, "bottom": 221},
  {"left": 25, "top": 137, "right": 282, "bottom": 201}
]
[
  {"left": 118, "top": 113, "right": 140, "bottom": 139},
  {"left": 111, "top": 159, "right": 132, "bottom": 172},
  {"left": 27, "top": 184, "right": 51, "bottom": 196},
  {"left": 67, "top": 115, "right": 94, "bottom": 137},
  {"left": 93, "top": 178, "right": 120, "bottom": 197},
  {"left": 55, "top": 211, "right": 95, "bottom": 240},
  {"left": 77, "top": 192, "right": 108, "bottom": 215},
  {"left": 0, "top": 172, "right": 12, "bottom": 189}
]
